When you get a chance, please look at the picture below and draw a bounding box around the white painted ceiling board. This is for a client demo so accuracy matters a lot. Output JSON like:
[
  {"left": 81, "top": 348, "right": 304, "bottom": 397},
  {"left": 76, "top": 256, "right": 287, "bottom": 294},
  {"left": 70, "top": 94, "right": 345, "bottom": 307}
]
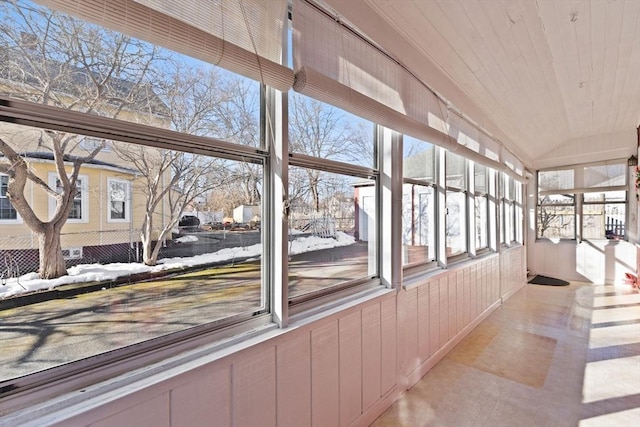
[{"left": 322, "top": 0, "right": 640, "bottom": 169}]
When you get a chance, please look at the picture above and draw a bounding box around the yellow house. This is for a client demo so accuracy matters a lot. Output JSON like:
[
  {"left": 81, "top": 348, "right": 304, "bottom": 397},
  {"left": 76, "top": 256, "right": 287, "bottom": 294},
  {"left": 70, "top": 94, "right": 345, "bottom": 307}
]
[
  {"left": 0, "top": 122, "right": 171, "bottom": 272},
  {"left": 0, "top": 44, "right": 173, "bottom": 273}
]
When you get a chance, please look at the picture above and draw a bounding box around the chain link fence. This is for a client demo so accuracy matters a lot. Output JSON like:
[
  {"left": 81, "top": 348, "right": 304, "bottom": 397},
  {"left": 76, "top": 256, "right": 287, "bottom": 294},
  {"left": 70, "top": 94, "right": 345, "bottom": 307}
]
[
  {"left": 0, "top": 213, "right": 359, "bottom": 282},
  {"left": 0, "top": 226, "right": 268, "bottom": 282},
  {"left": 0, "top": 229, "right": 142, "bottom": 281}
]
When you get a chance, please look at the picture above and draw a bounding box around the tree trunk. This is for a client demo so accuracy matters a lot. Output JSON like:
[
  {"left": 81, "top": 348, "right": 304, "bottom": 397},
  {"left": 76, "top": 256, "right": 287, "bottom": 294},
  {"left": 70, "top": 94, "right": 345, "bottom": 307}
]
[
  {"left": 37, "top": 227, "right": 67, "bottom": 279},
  {"left": 140, "top": 216, "right": 157, "bottom": 266},
  {"left": 141, "top": 231, "right": 155, "bottom": 266}
]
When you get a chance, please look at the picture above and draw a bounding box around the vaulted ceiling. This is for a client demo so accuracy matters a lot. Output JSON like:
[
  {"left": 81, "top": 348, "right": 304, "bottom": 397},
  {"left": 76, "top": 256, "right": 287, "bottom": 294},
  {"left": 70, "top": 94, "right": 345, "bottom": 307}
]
[{"left": 324, "top": 0, "right": 640, "bottom": 170}]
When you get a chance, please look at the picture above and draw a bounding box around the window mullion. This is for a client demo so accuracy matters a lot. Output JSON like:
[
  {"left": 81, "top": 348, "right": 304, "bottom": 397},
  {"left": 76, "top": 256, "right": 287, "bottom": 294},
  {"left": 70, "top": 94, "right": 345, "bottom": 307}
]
[{"left": 266, "top": 85, "right": 288, "bottom": 328}]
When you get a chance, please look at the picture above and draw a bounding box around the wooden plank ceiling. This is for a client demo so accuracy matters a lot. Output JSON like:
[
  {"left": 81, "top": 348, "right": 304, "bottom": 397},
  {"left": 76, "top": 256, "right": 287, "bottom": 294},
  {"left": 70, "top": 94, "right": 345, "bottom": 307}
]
[{"left": 324, "top": 0, "right": 640, "bottom": 169}]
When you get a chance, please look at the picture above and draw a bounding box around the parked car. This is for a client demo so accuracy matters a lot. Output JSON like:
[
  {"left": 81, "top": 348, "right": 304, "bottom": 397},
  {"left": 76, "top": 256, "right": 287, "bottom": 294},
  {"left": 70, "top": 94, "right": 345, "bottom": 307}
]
[{"left": 178, "top": 215, "right": 201, "bottom": 231}]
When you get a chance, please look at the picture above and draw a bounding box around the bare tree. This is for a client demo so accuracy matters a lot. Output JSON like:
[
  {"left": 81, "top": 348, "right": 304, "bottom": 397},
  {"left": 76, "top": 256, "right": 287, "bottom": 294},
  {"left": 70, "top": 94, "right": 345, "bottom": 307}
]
[
  {"left": 111, "top": 144, "right": 224, "bottom": 266},
  {"left": 537, "top": 168, "right": 575, "bottom": 238},
  {"left": 158, "top": 63, "right": 263, "bottom": 209},
  {"left": 111, "top": 63, "right": 262, "bottom": 265},
  {"left": 537, "top": 195, "right": 574, "bottom": 238},
  {"left": 289, "top": 94, "right": 373, "bottom": 212},
  {"left": 0, "top": 1, "right": 160, "bottom": 278},
  {"left": 211, "top": 76, "right": 262, "bottom": 207}
]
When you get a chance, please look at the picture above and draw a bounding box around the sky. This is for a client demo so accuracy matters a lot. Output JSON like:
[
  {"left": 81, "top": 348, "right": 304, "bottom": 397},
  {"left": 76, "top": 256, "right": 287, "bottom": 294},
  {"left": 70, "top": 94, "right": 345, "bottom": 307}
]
[{"left": 0, "top": 232, "right": 355, "bottom": 299}]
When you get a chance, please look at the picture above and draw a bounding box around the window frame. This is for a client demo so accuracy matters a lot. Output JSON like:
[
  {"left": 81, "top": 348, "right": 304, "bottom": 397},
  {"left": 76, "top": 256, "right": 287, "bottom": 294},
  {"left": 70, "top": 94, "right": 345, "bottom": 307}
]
[
  {"left": 0, "top": 0, "right": 281, "bottom": 411},
  {"left": 581, "top": 190, "right": 627, "bottom": 240},
  {"left": 536, "top": 193, "right": 577, "bottom": 240},
  {"left": 536, "top": 160, "right": 628, "bottom": 242},
  {"left": 286, "top": 154, "right": 380, "bottom": 307},
  {"left": 401, "top": 135, "right": 437, "bottom": 271},
  {"left": 401, "top": 179, "right": 437, "bottom": 269},
  {"left": 0, "top": 98, "right": 273, "bottom": 406},
  {"left": 106, "top": 178, "right": 131, "bottom": 223},
  {"left": 473, "top": 163, "right": 490, "bottom": 252},
  {"left": 48, "top": 173, "right": 89, "bottom": 223},
  {"left": 500, "top": 173, "right": 522, "bottom": 246},
  {"left": 285, "top": 92, "right": 380, "bottom": 308},
  {"left": 0, "top": 174, "right": 20, "bottom": 223},
  {"left": 445, "top": 151, "right": 469, "bottom": 260}
]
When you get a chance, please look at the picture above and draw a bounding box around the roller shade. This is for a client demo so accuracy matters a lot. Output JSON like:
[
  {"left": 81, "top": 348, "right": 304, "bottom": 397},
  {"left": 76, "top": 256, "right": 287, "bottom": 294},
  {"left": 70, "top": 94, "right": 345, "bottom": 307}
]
[
  {"left": 538, "top": 159, "right": 627, "bottom": 196},
  {"left": 447, "top": 111, "right": 501, "bottom": 162},
  {"left": 292, "top": 0, "right": 526, "bottom": 181},
  {"left": 293, "top": 0, "right": 447, "bottom": 137},
  {"left": 34, "top": 0, "right": 293, "bottom": 91},
  {"left": 293, "top": 67, "right": 453, "bottom": 150},
  {"left": 294, "top": 68, "right": 524, "bottom": 182}
]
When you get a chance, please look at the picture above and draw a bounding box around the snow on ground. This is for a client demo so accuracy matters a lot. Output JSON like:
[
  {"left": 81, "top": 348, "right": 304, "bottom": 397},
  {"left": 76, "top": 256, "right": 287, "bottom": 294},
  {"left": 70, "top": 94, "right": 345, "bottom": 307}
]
[
  {"left": 0, "top": 232, "right": 356, "bottom": 299},
  {"left": 175, "top": 234, "right": 199, "bottom": 243}
]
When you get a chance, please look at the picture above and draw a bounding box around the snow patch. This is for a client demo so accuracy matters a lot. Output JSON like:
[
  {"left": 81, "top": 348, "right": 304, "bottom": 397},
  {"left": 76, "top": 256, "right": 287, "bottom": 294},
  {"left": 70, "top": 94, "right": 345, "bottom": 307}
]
[{"left": 0, "top": 231, "right": 356, "bottom": 299}]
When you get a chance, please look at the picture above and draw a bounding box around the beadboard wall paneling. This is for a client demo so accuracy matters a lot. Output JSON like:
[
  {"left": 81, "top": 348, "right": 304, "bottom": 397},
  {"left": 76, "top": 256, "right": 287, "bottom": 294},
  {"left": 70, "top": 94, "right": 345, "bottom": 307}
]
[
  {"left": 311, "top": 320, "right": 340, "bottom": 427},
  {"left": 233, "top": 347, "right": 277, "bottom": 427},
  {"left": 170, "top": 367, "right": 231, "bottom": 427},
  {"left": 276, "top": 333, "right": 311, "bottom": 427},
  {"left": 90, "top": 393, "right": 170, "bottom": 427},
  {"left": 362, "top": 304, "right": 382, "bottom": 412},
  {"left": 339, "top": 311, "right": 363, "bottom": 426},
  {"left": 380, "top": 296, "right": 397, "bottom": 395}
]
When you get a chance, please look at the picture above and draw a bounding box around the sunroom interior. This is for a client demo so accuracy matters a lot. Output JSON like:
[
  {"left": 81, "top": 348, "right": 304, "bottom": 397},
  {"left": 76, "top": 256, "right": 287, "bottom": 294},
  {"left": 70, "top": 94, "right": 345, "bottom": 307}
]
[{"left": 0, "top": 0, "right": 638, "bottom": 425}]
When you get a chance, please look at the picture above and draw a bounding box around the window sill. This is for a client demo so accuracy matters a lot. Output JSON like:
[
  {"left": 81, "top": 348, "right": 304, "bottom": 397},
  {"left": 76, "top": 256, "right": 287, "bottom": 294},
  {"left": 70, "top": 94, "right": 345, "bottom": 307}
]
[
  {"left": 288, "top": 284, "right": 394, "bottom": 326},
  {"left": 0, "top": 312, "right": 274, "bottom": 417},
  {"left": 446, "top": 252, "right": 471, "bottom": 265},
  {"left": 534, "top": 238, "right": 577, "bottom": 244},
  {"left": 402, "top": 260, "right": 439, "bottom": 277},
  {"left": 288, "top": 278, "right": 387, "bottom": 320}
]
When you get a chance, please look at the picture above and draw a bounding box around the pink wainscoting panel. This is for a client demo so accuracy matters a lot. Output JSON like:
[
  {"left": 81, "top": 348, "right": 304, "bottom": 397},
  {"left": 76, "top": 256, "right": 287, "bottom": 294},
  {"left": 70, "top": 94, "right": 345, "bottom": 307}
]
[
  {"left": 448, "top": 273, "right": 457, "bottom": 341},
  {"left": 362, "top": 303, "right": 382, "bottom": 411},
  {"left": 417, "top": 283, "right": 431, "bottom": 360},
  {"left": 438, "top": 276, "right": 449, "bottom": 345},
  {"left": 380, "top": 296, "right": 397, "bottom": 395},
  {"left": 403, "top": 288, "right": 419, "bottom": 376},
  {"left": 171, "top": 367, "right": 230, "bottom": 427},
  {"left": 463, "top": 268, "right": 471, "bottom": 326},
  {"left": 428, "top": 279, "right": 440, "bottom": 353},
  {"left": 232, "top": 347, "right": 277, "bottom": 427},
  {"left": 91, "top": 393, "right": 170, "bottom": 427},
  {"left": 456, "top": 270, "right": 465, "bottom": 334},
  {"left": 277, "top": 332, "right": 312, "bottom": 427},
  {"left": 339, "top": 310, "right": 363, "bottom": 426},
  {"left": 311, "top": 320, "right": 340, "bottom": 427},
  {"left": 470, "top": 265, "right": 479, "bottom": 319}
]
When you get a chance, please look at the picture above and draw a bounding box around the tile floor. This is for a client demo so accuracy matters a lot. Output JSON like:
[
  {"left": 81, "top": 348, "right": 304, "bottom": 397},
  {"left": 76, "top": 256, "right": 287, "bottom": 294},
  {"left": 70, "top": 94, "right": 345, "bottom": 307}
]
[{"left": 371, "top": 282, "right": 640, "bottom": 427}]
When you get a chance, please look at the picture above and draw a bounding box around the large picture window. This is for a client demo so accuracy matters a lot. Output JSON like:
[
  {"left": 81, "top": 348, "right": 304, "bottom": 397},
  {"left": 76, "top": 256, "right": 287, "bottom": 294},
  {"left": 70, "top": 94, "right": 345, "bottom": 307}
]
[
  {"left": 0, "top": 0, "right": 269, "bottom": 394},
  {"left": 1, "top": 122, "right": 268, "bottom": 383}
]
